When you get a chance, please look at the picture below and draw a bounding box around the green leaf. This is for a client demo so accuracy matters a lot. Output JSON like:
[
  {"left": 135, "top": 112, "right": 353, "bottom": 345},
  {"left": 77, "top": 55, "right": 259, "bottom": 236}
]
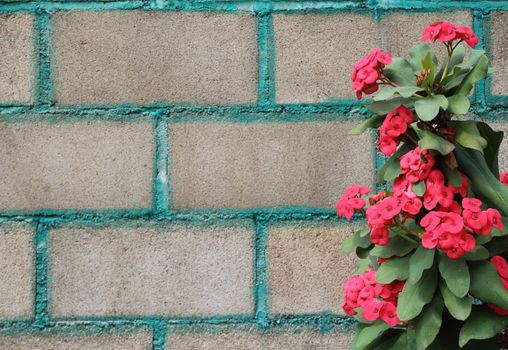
[
  {"left": 397, "top": 266, "right": 438, "bottom": 321},
  {"left": 441, "top": 164, "right": 462, "bottom": 187},
  {"left": 413, "top": 181, "right": 426, "bottom": 196},
  {"left": 376, "top": 143, "right": 412, "bottom": 183},
  {"left": 409, "top": 246, "right": 435, "bottom": 284},
  {"left": 384, "top": 57, "right": 417, "bottom": 86},
  {"left": 415, "top": 296, "right": 443, "bottom": 350},
  {"left": 438, "top": 253, "right": 470, "bottom": 298},
  {"left": 356, "top": 258, "right": 372, "bottom": 274},
  {"left": 448, "top": 120, "right": 487, "bottom": 153},
  {"left": 367, "top": 97, "right": 415, "bottom": 116},
  {"left": 349, "top": 114, "right": 385, "bottom": 136},
  {"left": 459, "top": 306, "right": 508, "bottom": 347},
  {"left": 469, "top": 260, "right": 508, "bottom": 310},
  {"left": 456, "top": 54, "right": 489, "bottom": 96},
  {"left": 463, "top": 245, "right": 490, "bottom": 261},
  {"left": 446, "top": 94, "right": 470, "bottom": 115},
  {"left": 352, "top": 320, "right": 390, "bottom": 350},
  {"left": 454, "top": 145, "right": 508, "bottom": 216},
  {"left": 476, "top": 122, "right": 504, "bottom": 177},
  {"left": 370, "top": 235, "right": 418, "bottom": 258},
  {"left": 439, "top": 279, "right": 472, "bottom": 320},
  {"left": 409, "top": 43, "right": 438, "bottom": 74},
  {"left": 373, "top": 86, "right": 424, "bottom": 101},
  {"left": 413, "top": 127, "right": 455, "bottom": 155},
  {"left": 341, "top": 229, "right": 372, "bottom": 253},
  {"left": 421, "top": 52, "right": 436, "bottom": 85},
  {"left": 415, "top": 94, "right": 449, "bottom": 121},
  {"left": 376, "top": 255, "right": 411, "bottom": 284}
]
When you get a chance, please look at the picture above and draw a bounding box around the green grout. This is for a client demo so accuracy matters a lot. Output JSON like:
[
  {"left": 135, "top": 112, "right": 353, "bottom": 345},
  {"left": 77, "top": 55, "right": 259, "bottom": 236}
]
[
  {"left": 256, "top": 12, "right": 276, "bottom": 107},
  {"left": 34, "top": 222, "right": 49, "bottom": 328},
  {"left": 472, "top": 10, "right": 487, "bottom": 109},
  {"left": 154, "top": 112, "right": 170, "bottom": 215},
  {"left": 34, "top": 11, "right": 54, "bottom": 106},
  {"left": 254, "top": 217, "right": 269, "bottom": 329}
]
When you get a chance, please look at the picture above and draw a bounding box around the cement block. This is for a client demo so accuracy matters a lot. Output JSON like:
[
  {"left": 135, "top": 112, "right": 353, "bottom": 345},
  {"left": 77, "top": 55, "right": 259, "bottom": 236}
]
[
  {"left": 0, "top": 222, "right": 34, "bottom": 320},
  {"left": 267, "top": 223, "right": 358, "bottom": 314},
  {"left": 491, "top": 11, "right": 508, "bottom": 95},
  {"left": 0, "top": 332, "right": 152, "bottom": 350},
  {"left": 169, "top": 327, "right": 353, "bottom": 350},
  {"left": 0, "top": 14, "right": 34, "bottom": 104},
  {"left": 54, "top": 11, "right": 257, "bottom": 105},
  {"left": 169, "top": 121, "right": 374, "bottom": 209},
  {"left": 380, "top": 11, "right": 472, "bottom": 58},
  {"left": 493, "top": 122, "right": 508, "bottom": 172},
  {"left": 48, "top": 221, "right": 254, "bottom": 317},
  {"left": 274, "top": 14, "right": 379, "bottom": 103},
  {"left": 0, "top": 120, "right": 153, "bottom": 210}
]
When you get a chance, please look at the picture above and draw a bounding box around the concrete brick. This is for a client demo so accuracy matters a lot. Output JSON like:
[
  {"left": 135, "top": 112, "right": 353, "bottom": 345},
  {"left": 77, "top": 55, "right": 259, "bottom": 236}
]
[
  {"left": 0, "top": 120, "right": 153, "bottom": 210},
  {"left": 491, "top": 11, "right": 508, "bottom": 95},
  {"left": 267, "top": 223, "right": 358, "bottom": 314},
  {"left": 380, "top": 11, "right": 472, "bottom": 58},
  {"left": 169, "top": 328, "right": 353, "bottom": 350},
  {"left": 0, "top": 14, "right": 34, "bottom": 104},
  {"left": 169, "top": 121, "right": 374, "bottom": 209},
  {"left": 54, "top": 11, "right": 257, "bottom": 105},
  {"left": 274, "top": 14, "right": 379, "bottom": 103},
  {"left": 493, "top": 122, "right": 508, "bottom": 172},
  {"left": 0, "top": 223, "right": 34, "bottom": 320},
  {"left": 48, "top": 222, "right": 254, "bottom": 317},
  {"left": 0, "top": 332, "right": 152, "bottom": 349}
]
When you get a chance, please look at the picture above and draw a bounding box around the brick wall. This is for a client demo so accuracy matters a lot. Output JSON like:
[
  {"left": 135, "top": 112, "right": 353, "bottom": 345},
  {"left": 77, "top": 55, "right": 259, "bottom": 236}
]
[{"left": 0, "top": 1, "right": 506, "bottom": 349}]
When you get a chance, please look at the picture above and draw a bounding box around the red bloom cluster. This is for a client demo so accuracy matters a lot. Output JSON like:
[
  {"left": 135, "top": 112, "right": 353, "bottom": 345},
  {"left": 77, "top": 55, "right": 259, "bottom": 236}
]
[
  {"left": 489, "top": 256, "right": 508, "bottom": 316},
  {"left": 336, "top": 185, "right": 370, "bottom": 219},
  {"left": 420, "top": 198, "right": 503, "bottom": 259},
  {"left": 378, "top": 106, "right": 414, "bottom": 156},
  {"left": 399, "top": 147, "right": 435, "bottom": 184},
  {"left": 421, "top": 22, "right": 478, "bottom": 48},
  {"left": 352, "top": 48, "right": 392, "bottom": 100},
  {"left": 342, "top": 270, "right": 403, "bottom": 326},
  {"left": 366, "top": 197, "right": 401, "bottom": 245},
  {"left": 501, "top": 172, "right": 508, "bottom": 186}
]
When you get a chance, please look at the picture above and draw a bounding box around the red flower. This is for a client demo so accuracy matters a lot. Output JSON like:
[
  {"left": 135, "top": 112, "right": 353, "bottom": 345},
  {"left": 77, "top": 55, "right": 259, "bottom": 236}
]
[
  {"left": 352, "top": 48, "right": 392, "bottom": 100},
  {"left": 501, "top": 172, "right": 508, "bottom": 186},
  {"left": 377, "top": 106, "right": 414, "bottom": 156},
  {"left": 379, "top": 302, "right": 400, "bottom": 327},
  {"left": 488, "top": 256, "right": 508, "bottom": 315},
  {"left": 400, "top": 147, "right": 435, "bottom": 183},
  {"left": 422, "top": 22, "right": 478, "bottom": 48},
  {"left": 455, "top": 26, "right": 479, "bottom": 48},
  {"left": 336, "top": 185, "right": 371, "bottom": 219},
  {"left": 370, "top": 226, "right": 390, "bottom": 246}
]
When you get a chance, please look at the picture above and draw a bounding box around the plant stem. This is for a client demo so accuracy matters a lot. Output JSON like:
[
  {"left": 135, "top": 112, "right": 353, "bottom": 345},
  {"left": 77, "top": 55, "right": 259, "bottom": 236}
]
[{"left": 439, "top": 43, "right": 453, "bottom": 84}]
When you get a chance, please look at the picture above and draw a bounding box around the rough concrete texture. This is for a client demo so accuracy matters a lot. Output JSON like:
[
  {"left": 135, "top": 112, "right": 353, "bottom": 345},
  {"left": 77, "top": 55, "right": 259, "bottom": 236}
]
[
  {"left": 491, "top": 11, "right": 508, "bottom": 95},
  {"left": 54, "top": 11, "right": 258, "bottom": 105},
  {"left": 0, "top": 222, "right": 34, "bottom": 319},
  {"left": 274, "top": 14, "right": 378, "bottom": 103},
  {"left": 380, "top": 11, "right": 471, "bottom": 58},
  {"left": 493, "top": 122, "right": 508, "bottom": 172},
  {"left": 48, "top": 222, "right": 254, "bottom": 317},
  {"left": 267, "top": 223, "right": 358, "bottom": 314},
  {"left": 274, "top": 12, "right": 471, "bottom": 103},
  {"left": 169, "top": 121, "right": 374, "bottom": 209},
  {"left": 0, "top": 332, "right": 152, "bottom": 350},
  {"left": 169, "top": 328, "right": 353, "bottom": 350},
  {"left": 0, "top": 121, "right": 153, "bottom": 210},
  {"left": 0, "top": 14, "right": 34, "bottom": 104}
]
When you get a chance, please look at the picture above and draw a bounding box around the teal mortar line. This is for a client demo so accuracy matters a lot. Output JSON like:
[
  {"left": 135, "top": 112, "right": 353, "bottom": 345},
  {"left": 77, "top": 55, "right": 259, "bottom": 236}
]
[
  {"left": 254, "top": 217, "right": 269, "bottom": 329},
  {"left": 152, "top": 321, "right": 167, "bottom": 350},
  {"left": 34, "top": 222, "right": 49, "bottom": 328},
  {"left": 256, "top": 11, "right": 276, "bottom": 107},
  {"left": 34, "top": 11, "right": 54, "bottom": 106},
  {"left": 154, "top": 112, "right": 170, "bottom": 215},
  {"left": 472, "top": 10, "right": 487, "bottom": 109}
]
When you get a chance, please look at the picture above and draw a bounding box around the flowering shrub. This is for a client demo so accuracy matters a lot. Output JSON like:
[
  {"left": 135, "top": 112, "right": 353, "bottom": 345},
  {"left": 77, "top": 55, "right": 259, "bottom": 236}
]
[{"left": 339, "top": 21, "right": 508, "bottom": 349}]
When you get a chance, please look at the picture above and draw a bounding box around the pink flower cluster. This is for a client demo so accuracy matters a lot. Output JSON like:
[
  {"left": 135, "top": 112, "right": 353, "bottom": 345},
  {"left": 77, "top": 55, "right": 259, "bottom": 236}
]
[
  {"left": 489, "top": 256, "right": 508, "bottom": 316},
  {"left": 421, "top": 21, "right": 478, "bottom": 48},
  {"left": 501, "top": 172, "right": 508, "bottom": 186},
  {"left": 352, "top": 48, "right": 392, "bottom": 100},
  {"left": 336, "top": 185, "right": 370, "bottom": 219},
  {"left": 343, "top": 270, "right": 403, "bottom": 326},
  {"left": 399, "top": 147, "right": 435, "bottom": 184},
  {"left": 377, "top": 106, "right": 414, "bottom": 156}
]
